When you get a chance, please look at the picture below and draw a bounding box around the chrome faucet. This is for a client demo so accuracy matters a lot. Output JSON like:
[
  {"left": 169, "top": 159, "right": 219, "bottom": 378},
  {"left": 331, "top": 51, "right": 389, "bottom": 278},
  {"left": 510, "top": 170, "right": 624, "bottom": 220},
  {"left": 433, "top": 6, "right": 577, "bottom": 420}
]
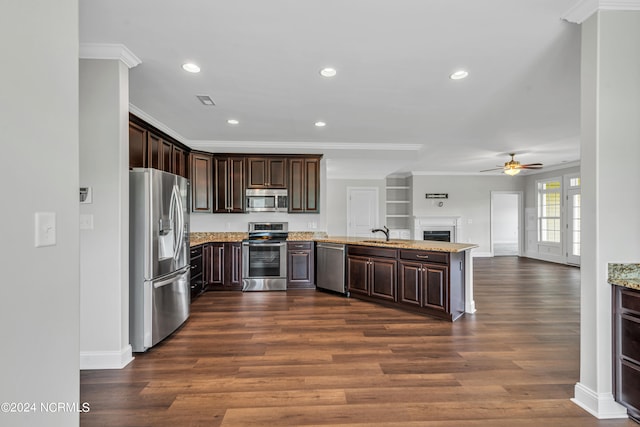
[{"left": 371, "top": 225, "right": 390, "bottom": 241}]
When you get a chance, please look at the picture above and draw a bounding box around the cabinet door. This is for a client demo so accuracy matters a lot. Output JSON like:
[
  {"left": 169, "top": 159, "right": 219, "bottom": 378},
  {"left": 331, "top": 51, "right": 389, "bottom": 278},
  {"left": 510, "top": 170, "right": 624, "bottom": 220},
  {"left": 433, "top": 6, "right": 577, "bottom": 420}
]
[
  {"left": 191, "top": 153, "right": 213, "bottom": 213},
  {"left": 247, "top": 157, "right": 286, "bottom": 188},
  {"left": 228, "top": 157, "right": 245, "bottom": 213},
  {"left": 288, "top": 157, "right": 320, "bottom": 213},
  {"left": 370, "top": 258, "right": 397, "bottom": 302},
  {"left": 226, "top": 243, "right": 243, "bottom": 286},
  {"left": 267, "top": 158, "right": 287, "bottom": 188},
  {"left": 209, "top": 243, "right": 225, "bottom": 285},
  {"left": 161, "top": 140, "right": 173, "bottom": 172},
  {"left": 304, "top": 158, "right": 319, "bottom": 212},
  {"left": 399, "top": 261, "right": 422, "bottom": 306},
  {"left": 129, "top": 122, "right": 147, "bottom": 168},
  {"left": 213, "top": 156, "right": 230, "bottom": 213},
  {"left": 288, "top": 158, "right": 305, "bottom": 212},
  {"left": 424, "top": 265, "right": 448, "bottom": 312},
  {"left": 246, "top": 157, "right": 268, "bottom": 188},
  {"left": 148, "top": 133, "right": 162, "bottom": 169},
  {"left": 172, "top": 146, "right": 187, "bottom": 178},
  {"left": 347, "top": 256, "right": 370, "bottom": 296}
]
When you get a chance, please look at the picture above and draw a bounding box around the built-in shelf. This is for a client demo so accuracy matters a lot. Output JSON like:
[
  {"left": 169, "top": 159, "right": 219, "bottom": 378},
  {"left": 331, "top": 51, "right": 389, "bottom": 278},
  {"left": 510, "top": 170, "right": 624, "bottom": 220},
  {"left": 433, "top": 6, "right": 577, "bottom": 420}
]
[{"left": 385, "top": 176, "right": 412, "bottom": 234}]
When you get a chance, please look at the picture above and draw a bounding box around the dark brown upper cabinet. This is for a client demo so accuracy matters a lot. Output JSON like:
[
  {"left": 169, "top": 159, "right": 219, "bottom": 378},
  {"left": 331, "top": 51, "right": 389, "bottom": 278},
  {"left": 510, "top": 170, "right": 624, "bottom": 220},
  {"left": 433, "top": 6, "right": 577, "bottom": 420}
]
[
  {"left": 246, "top": 157, "right": 287, "bottom": 189},
  {"left": 214, "top": 155, "right": 245, "bottom": 213},
  {"left": 190, "top": 152, "right": 213, "bottom": 213},
  {"left": 289, "top": 156, "right": 320, "bottom": 213},
  {"left": 129, "top": 122, "right": 148, "bottom": 168}
]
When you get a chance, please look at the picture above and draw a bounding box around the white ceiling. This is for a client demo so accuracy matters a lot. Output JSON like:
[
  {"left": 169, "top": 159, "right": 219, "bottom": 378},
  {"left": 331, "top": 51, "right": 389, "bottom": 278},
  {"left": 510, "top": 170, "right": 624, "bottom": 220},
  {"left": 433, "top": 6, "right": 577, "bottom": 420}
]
[{"left": 80, "top": 0, "right": 581, "bottom": 179}]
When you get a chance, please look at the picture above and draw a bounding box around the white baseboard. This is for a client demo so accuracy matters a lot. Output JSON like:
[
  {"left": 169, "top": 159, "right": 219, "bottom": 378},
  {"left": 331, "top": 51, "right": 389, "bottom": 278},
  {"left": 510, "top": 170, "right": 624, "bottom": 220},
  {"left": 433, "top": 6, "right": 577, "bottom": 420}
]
[
  {"left": 524, "top": 251, "right": 566, "bottom": 265},
  {"left": 80, "top": 345, "right": 134, "bottom": 370},
  {"left": 571, "top": 382, "right": 628, "bottom": 419},
  {"left": 472, "top": 251, "right": 493, "bottom": 258}
]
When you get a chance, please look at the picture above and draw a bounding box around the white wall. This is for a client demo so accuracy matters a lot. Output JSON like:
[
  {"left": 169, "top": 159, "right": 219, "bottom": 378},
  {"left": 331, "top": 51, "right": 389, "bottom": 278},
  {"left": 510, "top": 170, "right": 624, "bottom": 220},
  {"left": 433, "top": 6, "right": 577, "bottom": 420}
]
[
  {"left": 79, "top": 59, "right": 133, "bottom": 368},
  {"left": 573, "top": 10, "right": 640, "bottom": 419},
  {"left": 411, "top": 175, "right": 525, "bottom": 255},
  {"left": 0, "top": 2, "right": 80, "bottom": 426},
  {"left": 326, "top": 178, "right": 387, "bottom": 236}
]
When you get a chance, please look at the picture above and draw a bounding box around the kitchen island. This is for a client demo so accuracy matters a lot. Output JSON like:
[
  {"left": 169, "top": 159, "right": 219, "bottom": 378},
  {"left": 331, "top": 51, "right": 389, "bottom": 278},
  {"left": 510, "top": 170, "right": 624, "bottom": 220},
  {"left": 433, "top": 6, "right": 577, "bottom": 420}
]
[{"left": 317, "top": 236, "right": 477, "bottom": 321}]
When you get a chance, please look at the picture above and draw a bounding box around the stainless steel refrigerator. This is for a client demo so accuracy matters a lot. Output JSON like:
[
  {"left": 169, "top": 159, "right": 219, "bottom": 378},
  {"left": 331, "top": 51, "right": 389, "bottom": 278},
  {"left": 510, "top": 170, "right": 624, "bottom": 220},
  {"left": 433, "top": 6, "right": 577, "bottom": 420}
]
[{"left": 129, "top": 168, "right": 190, "bottom": 352}]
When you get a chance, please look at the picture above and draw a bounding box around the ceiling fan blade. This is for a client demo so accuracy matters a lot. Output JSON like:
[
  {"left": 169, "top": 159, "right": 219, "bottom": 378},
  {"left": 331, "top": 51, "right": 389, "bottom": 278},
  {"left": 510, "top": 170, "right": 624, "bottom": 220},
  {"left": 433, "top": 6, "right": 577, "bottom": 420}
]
[
  {"left": 521, "top": 163, "right": 543, "bottom": 167},
  {"left": 480, "top": 167, "right": 505, "bottom": 172},
  {"left": 520, "top": 164, "right": 543, "bottom": 169}
]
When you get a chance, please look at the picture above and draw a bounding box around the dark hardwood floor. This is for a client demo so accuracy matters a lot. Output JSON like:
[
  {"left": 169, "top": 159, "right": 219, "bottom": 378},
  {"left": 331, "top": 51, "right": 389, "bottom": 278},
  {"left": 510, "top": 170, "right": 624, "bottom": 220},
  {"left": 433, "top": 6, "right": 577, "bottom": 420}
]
[{"left": 80, "top": 257, "right": 637, "bottom": 426}]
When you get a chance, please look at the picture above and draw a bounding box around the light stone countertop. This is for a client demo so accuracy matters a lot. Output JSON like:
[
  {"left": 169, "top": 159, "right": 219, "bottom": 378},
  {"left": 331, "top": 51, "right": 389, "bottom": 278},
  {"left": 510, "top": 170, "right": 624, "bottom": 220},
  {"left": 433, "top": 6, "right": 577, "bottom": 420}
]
[
  {"left": 190, "top": 232, "right": 477, "bottom": 253},
  {"left": 608, "top": 263, "right": 640, "bottom": 291},
  {"left": 315, "top": 236, "right": 477, "bottom": 253}
]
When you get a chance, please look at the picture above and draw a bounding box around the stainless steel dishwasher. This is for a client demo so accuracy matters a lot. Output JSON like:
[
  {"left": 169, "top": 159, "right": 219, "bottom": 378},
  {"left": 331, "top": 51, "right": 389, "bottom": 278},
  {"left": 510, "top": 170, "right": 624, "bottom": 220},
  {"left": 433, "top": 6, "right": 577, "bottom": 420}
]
[{"left": 316, "top": 242, "right": 348, "bottom": 295}]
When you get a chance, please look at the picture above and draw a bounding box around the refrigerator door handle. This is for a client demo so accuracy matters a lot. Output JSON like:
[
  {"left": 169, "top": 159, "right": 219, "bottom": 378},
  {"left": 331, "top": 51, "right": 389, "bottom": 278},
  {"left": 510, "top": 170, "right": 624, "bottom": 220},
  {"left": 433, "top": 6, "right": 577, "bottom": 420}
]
[
  {"left": 171, "top": 185, "right": 184, "bottom": 261},
  {"left": 153, "top": 267, "right": 189, "bottom": 289}
]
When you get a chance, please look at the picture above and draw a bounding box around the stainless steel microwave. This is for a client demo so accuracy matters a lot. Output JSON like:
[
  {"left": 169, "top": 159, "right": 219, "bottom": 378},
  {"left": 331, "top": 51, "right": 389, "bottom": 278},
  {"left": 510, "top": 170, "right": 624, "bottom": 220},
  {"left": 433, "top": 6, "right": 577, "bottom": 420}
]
[{"left": 245, "top": 189, "right": 288, "bottom": 212}]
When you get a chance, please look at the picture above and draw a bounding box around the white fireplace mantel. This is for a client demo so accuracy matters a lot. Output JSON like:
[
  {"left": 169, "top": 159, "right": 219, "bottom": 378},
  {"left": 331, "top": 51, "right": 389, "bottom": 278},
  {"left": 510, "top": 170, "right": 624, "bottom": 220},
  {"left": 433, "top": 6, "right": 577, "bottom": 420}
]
[{"left": 413, "top": 216, "right": 462, "bottom": 242}]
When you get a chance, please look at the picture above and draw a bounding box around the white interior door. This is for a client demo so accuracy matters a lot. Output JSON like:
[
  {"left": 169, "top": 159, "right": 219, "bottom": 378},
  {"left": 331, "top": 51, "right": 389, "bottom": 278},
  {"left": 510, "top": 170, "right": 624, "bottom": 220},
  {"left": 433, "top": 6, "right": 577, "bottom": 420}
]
[
  {"left": 566, "top": 188, "right": 581, "bottom": 265},
  {"left": 490, "top": 191, "right": 522, "bottom": 256},
  {"left": 347, "top": 187, "right": 379, "bottom": 237}
]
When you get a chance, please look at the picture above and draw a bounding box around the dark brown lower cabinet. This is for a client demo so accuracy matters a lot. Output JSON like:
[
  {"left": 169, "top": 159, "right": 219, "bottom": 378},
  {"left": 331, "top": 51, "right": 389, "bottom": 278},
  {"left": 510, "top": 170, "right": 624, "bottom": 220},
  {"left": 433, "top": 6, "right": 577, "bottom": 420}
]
[
  {"left": 347, "top": 246, "right": 397, "bottom": 302},
  {"left": 189, "top": 245, "right": 205, "bottom": 300},
  {"left": 206, "top": 242, "right": 242, "bottom": 290},
  {"left": 287, "top": 241, "right": 314, "bottom": 289},
  {"left": 613, "top": 285, "right": 640, "bottom": 422},
  {"left": 346, "top": 245, "right": 465, "bottom": 322}
]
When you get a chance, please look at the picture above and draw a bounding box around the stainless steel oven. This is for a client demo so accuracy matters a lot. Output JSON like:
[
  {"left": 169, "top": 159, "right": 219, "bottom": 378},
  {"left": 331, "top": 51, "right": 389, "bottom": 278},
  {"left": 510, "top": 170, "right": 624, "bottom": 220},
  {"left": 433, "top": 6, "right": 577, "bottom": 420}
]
[{"left": 242, "top": 222, "right": 288, "bottom": 291}]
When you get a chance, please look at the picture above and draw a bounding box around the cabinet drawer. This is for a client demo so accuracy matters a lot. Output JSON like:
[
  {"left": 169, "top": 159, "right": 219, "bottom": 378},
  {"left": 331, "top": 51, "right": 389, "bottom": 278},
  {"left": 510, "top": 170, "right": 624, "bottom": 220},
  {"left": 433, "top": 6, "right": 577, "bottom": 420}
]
[
  {"left": 288, "top": 241, "right": 312, "bottom": 250},
  {"left": 621, "top": 289, "right": 640, "bottom": 315},
  {"left": 190, "top": 260, "right": 202, "bottom": 277},
  {"left": 622, "top": 315, "right": 640, "bottom": 364},
  {"left": 400, "top": 250, "right": 448, "bottom": 264},
  {"left": 621, "top": 360, "right": 640, "bottom": 415},
  {"left": 190, "top": 245, "right": 203, "bottom": 258},
  {"left": 348, "top": 245, "right": 397, "bottom": 259}
]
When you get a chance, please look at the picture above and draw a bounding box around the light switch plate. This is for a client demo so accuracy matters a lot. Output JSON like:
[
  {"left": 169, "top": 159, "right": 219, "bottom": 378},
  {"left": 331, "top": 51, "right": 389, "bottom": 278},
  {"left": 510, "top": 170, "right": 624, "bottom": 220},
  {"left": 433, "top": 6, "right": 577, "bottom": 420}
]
[
  {"left": 80, "top": 214, "right": 94, "bottom": 230},
  {"left": 35, "top": 212, "right": 56, "bottom": 247}
]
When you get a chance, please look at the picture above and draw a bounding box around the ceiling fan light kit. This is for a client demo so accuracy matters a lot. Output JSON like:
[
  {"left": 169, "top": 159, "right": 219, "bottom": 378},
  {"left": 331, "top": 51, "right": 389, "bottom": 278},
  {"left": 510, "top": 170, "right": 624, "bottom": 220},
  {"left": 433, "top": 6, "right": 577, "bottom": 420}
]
[{"left": 480, "top": 153, "right": 543, "bottom": 176}]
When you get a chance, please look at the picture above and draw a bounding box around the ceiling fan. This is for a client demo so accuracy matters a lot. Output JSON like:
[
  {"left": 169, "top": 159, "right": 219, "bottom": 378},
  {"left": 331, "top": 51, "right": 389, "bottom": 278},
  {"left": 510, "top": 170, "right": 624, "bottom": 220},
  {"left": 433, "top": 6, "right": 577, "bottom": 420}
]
[{"left": 480, "top": 153, "right": 543, "bottom": 176}]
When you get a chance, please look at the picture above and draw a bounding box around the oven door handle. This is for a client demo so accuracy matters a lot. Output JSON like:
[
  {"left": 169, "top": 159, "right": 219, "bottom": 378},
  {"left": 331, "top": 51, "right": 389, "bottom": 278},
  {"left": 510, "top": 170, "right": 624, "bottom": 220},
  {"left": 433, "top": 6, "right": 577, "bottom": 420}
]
[{"left": 242, "top": 241, "right": 286, "bottom": 247}]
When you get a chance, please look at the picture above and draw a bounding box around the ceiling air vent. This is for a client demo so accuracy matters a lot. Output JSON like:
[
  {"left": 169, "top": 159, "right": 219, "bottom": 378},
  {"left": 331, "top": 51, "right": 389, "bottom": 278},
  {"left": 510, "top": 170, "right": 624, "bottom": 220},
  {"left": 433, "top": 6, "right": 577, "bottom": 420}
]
[{"left": 196, "top": 95, "right": 215, "bottom": 106}]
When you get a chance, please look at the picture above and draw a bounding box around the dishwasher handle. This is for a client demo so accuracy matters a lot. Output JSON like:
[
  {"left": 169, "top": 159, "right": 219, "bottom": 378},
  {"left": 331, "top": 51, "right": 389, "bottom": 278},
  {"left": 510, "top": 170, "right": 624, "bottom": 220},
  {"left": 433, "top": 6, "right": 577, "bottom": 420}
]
[{"left": 316, "top": 243, "right": 345, "bottom": 251}]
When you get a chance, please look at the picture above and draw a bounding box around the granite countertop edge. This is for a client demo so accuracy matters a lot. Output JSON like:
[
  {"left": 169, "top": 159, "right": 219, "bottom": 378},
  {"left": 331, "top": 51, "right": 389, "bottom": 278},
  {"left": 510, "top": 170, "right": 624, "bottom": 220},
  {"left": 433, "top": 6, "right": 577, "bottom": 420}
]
[
  {"left": 189, "top": 232, "right": 478, "bottom": 253},
  {"left": 608, "top": 263, "right": 640, "bottom": 291}
]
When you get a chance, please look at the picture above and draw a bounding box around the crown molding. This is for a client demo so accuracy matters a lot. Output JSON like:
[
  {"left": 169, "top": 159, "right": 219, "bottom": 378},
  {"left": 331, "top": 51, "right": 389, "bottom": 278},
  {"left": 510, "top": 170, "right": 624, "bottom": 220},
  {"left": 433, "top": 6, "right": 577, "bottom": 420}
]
[
  {"left": 187, "top": 141, "right": 422, "bottom": 151},
  {"left": 129, "top": 104, "right": 188, "bottom": 141},
  {"left": 79, "top": 43, "right": 141, "bottom": 69},
  {"left": 562, "top": 0, "right": 640, "bottom": 24}
]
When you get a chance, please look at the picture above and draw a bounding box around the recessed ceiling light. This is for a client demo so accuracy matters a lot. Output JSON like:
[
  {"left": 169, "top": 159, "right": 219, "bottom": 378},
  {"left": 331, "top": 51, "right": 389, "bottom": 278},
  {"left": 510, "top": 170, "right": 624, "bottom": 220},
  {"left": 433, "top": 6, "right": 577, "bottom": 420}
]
[
  {"left": 320, "top": 67, "right": 337, "bottom": 78},
  {"left": 450, "top": 70, "right": 469, "bottom": 80},
  {"left": 227, "top": 119, "right": 239, "bottom": 125},
  {"left": 315, "top": 121, "right": 326, "bottom": 127},
  {"left": 182, "top": 63, "right": 201, "bottom": 73}
]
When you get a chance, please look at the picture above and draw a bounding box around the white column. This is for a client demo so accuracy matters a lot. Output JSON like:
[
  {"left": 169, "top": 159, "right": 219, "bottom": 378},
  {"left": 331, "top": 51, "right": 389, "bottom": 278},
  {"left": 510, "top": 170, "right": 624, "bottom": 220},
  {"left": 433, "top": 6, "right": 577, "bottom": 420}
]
[
  {"left": 79, "top": 47, "right": 140, "bottom": 369},
  {"left": 572, "top": 10, "right": 640, "bottom": 419}
]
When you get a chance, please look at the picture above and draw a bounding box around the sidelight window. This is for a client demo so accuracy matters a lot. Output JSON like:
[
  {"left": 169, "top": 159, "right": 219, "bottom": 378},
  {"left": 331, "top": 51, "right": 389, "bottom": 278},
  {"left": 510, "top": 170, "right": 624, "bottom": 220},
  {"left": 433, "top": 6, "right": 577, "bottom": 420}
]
[{"left": 537, "top": 179, "right": 561, "bottom": 243}]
